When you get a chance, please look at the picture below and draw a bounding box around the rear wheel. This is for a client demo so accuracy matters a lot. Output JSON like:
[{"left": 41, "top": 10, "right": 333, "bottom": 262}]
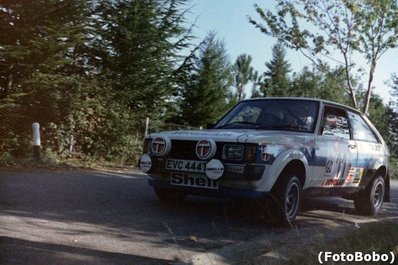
[
  {"left": 354, "top": 176, "right": 385, "bottom": 215},
  {"left": 268, "top": 170, "right": 302, "bottom": 227},
  {"left": 154, "top": 187, "right": 187, "bottom": 203}
]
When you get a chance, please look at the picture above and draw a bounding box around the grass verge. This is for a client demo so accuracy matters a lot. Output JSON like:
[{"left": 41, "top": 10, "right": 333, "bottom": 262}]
[{"left": 261, "top": 221, "right": 398, "bottom": 265}]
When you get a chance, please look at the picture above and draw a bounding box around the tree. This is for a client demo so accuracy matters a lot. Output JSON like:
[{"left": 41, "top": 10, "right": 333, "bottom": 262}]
[
  {"left": 233, "top": 54, "right": 254, "bottom": 100},
  {"left": 290, "top": 65, "right": 349, "bottom": 104},
  {"left": 0, "top": 0, "right": 88, "bottom": 105},
  {"left": 250, "top": 0, "right": 398, "bottom": 113},
  {"left": 317, "top": 66, "right": 351, "bottom": 105},
  {"left": 92, "top": 0, "right": 192, "bottom": 124},
  {"left": 250, "top": 70, "right": 264, "bottom": 98},
  {"left": 357, "top": 0, "right": 398, "bottom": 114},
  {"left": 365, "top": 94, "right": 390, "bottom": 144},
  {"left": 179, "top": 33, "right": 234, "bottom": 127},
  {"left": 262, "top": 42, "right": 291, "bottom": 96},
  {"left": 0, "top": 0, "right": 195, "bottom": 161},
  {"left": 290, "top": 67, "right": 320, "bottom": 98},
  {"left": 0, "top": 0, "right": 90, "bottom": 156},
  {"left": 388, "top": 74, "right": 398, "bottom": 156}
]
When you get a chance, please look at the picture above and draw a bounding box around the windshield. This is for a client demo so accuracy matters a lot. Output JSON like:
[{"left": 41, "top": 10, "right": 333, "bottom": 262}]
[{"left": 215, "top": 99, "right": 319, "bottom": 133}]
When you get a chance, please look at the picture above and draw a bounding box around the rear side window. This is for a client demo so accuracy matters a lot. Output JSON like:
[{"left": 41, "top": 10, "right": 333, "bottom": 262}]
[
  {"left": 321, "top": 106, "right": 350, "bottom": 140},
  {"left": 347, "top": 111, "right": 378, "bottom": 143}
]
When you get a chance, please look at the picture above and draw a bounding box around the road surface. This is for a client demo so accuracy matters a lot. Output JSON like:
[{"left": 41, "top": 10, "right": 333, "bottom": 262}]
[{"left": 0, "top": 169, "right": 397, "bottom": 264}]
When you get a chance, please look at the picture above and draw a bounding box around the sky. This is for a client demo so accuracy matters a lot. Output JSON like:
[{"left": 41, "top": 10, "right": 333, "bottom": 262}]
[{"left": 185, "top": 0, "right": 398, "bottom": 103}]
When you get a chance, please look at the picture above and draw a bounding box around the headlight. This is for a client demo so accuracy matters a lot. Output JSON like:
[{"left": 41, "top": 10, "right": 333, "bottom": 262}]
[{"left": 223, "top": 145, "right": 244, "bottom": 160}]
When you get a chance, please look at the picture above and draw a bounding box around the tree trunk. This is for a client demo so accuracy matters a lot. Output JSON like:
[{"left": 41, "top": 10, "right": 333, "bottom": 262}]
[
  {"left": 344, "top": 66, "right": 359, "bottom": 110},
  {"left": 342, "top": 53, "right": 359, "bottom": 110},
  {"left": 363, "top": 61, "right": 376, "bottom": 115}
]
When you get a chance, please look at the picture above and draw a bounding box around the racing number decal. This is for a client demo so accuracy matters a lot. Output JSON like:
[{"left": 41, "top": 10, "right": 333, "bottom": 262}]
[
  {"left": 325, "top": 160, "right": 334, "bottom": 175},
  {"left": 324, "top": 156, "right": 344, "bottom": 178},
  {"left": 322, "top": 154, "right": 349, "bottom": 186}
]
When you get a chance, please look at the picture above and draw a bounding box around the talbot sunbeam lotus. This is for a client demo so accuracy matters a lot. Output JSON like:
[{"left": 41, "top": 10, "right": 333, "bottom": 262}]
[{"left": 139, "top": 98, "right": 390, "bottom": 225}]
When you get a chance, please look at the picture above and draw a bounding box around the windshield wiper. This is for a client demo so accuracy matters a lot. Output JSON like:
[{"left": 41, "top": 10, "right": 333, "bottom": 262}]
[
  {"left": 217, "top": 121, "right": 263, "bottom": 129},
  {"left": 265, "top": 125, "right": 308, "bottom": 131},
  {"left": 217, "top": 122, "right": 308, "bottom": 131}
]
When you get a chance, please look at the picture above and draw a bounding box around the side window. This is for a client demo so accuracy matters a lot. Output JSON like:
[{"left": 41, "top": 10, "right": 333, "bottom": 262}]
[
  {"left": 347, "top": 111, "right": 378, "bottom": 143},
  {"left": 321, "top": 106, "right": 350, "bottom": 140}
]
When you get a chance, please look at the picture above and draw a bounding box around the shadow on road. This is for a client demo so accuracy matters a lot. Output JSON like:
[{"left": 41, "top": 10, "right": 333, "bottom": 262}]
[
  {"left": 0, "top": 170, "right": 397, "bottom": 265},
  {"left": 0, "top": 236, "right": 169, "bottom": 265},
  {"left": 0, "top": 170, "right": 270, "bottom": 264}
]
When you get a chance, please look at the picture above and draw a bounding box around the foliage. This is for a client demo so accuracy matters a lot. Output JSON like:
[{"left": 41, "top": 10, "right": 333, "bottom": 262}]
[
  {"left": 233, "top": 54, "right": 254, "bottom": 100},
  {"left": 262, "top": 42, "right": 291, "bottom": 97},
  {"left": 0, "top": 0, "right": 193, "bottom": 163},
  {"left": 387, "top": 74, "right": 398, "bottom": 157},
  {"left": 290, "top": 65, "right": 350, "bottom": 105},
  {"left": 92, "top": 0, "right": 192, "bottom": 123},
  {"left": 390, "top": 157, "right": 398, "bottom": 179},
  {"left": 250, "top": 0, "right": 398, "bottom": 113},
  {"left": 0, "top": 0, "right": 396, "bottom": 165},
  {"left": 0, "top": 0, "right": 89, "bottom": 157},
  {"left": 365, "top": 93, "right": 390, "bottom": 145},
  {"left": 179, "top": 32, "right": 235, "bottom": 127},
  {"left": 250, "top": 70, "right": 264, "bottom": 98}
]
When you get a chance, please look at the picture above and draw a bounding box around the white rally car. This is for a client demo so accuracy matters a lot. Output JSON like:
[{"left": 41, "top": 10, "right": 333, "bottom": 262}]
[{"left": 139, "top": 98, "right": 390, "bottom": 225}]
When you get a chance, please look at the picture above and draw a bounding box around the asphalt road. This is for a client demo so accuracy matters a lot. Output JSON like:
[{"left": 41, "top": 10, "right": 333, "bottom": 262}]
[{"left": 0, "top": 169, "right": 397, "bottom": 265}]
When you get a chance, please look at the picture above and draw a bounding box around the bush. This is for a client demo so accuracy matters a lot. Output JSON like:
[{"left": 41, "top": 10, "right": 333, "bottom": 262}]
[
  {"left": 390, "top": 157, "right": 398, "bottom": 179},
  {"left": 0, "top": 152, "right": 13, "bottom": 162}
]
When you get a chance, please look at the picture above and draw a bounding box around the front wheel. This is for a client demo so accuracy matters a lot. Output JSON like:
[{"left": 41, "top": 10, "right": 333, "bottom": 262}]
[
  {"left": 354, "top": 176, "right": 385, "bottom": 215},
  {"left": 269, "top": 172, "right": 302, "bottom": 227}
]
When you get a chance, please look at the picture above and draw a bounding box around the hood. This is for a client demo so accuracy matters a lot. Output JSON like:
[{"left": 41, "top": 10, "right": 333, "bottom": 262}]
[{"left": 148, "top": 129, "right": 313, "bottom": 144}]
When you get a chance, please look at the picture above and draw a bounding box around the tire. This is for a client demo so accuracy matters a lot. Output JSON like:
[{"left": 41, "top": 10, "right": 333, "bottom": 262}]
[
  {"left": 154, "top": 187, "right": 187, "bottom": 203},
  {"left": 268, "top": 170, "right": 302, "bottom": 227},
  {"left": 354, "top": 176, "right": 385, "bottom": 215}
]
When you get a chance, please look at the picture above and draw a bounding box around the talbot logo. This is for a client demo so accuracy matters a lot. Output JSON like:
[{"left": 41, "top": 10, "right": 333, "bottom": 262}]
[
  {"left": 151, "top": 137, "right": 167, "bottom": 156},
  {"left": 196, "top": 139, "right": 216, "bottom": 160}
]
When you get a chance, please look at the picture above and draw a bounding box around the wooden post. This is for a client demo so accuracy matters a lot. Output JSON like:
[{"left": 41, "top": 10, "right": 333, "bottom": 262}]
[{"left": 32, "top": 122, "right": 41, "bottom": 161}]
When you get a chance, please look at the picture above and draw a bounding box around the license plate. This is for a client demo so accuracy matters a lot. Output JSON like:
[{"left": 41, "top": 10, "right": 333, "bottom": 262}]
[
  {"left": 165, "top": 159, "right": 206, "bottom": 173},
  {"left": 170, "top": 172, "right": 219, "bottom": 189}
]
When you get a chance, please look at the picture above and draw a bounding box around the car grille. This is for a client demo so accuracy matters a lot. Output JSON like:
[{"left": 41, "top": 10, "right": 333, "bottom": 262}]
[{"left": 169, "top": 140, "right": 223, "bottom": 160}]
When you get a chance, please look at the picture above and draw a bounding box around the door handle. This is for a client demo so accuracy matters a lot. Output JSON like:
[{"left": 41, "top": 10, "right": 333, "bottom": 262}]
[{"left": 348, "top": 144, "right": 357, "bottom": 149}]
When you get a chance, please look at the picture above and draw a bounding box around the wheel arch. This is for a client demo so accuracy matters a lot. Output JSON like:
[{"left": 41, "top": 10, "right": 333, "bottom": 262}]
[
  {"left": 376, "top": 166, "right": 391, "bottom": 202},
  {"left": 376, "top": 166, "right": 387, "bottom": 179},
  {"left": 272, "top": 159, "right": 306, "bottom": 191},
  {"left": 365, "top": 165, "right": 389, "bottom": 203},
  {"left": 260, "top": 148, "right": 310, "bottom": 193}
]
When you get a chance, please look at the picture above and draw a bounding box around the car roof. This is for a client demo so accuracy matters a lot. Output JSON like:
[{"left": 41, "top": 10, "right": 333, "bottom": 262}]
[{"left": 242, "top": 97, "right": 362, "bottom": 115}]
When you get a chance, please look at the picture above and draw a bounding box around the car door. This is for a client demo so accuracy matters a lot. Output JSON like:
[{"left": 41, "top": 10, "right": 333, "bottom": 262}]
[
  {"left": 311, "top": 105, "right": 358, "bottom": 187},
  {"left": 346, "top": 111, "right": 384, "bottom": 186}
]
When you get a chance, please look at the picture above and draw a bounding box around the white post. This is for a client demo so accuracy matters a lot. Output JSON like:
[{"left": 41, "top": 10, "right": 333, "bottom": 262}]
[
  {"left": 32, "top": 122, "right": 41, "bottom": 160},
  {"left": 145, "top": 117, "right": 149, "bottom": 136},
  {"left": 69, "top": 135, "right": 75, "bottom": 155}
]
